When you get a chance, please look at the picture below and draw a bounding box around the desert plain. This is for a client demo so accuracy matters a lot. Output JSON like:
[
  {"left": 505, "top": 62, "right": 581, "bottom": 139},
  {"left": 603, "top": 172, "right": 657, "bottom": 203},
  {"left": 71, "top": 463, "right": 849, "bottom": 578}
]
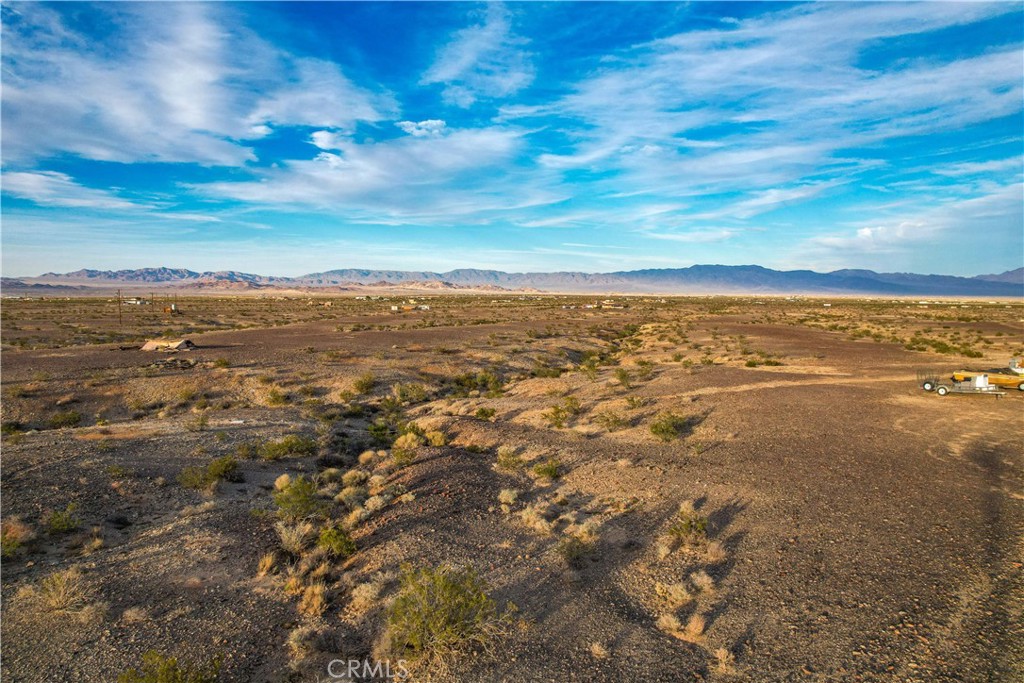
[{"left": 1, "top": 293, "right": 1022, "bottom": 682}]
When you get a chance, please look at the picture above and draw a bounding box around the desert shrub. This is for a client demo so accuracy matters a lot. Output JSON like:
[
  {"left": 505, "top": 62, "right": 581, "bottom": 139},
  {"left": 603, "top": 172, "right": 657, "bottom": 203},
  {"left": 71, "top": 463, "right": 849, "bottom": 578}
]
[
  {"left": 495, "top": 446, "right": 523, "bottom": 471},
  {"left": 392, "top": 432, "right": 425, "bottom": 467},
  {"left": 541, "top": 405, "right": 568, "bottom": 429},
  {"left": 668, "top": 501, "right": 708, "bottom": 546},
  {"left": 33, "top": 567, "right": 90, "bottom": 611},
  {"left": 341, "top": 469, "right": 370, "bottom": 487},
  {"left": 649, "top": 412, "right": 693, "bottom": 442},
  {"left": 1, "top": 516, "right": 35, "bottom": 558},
  {"left": 353, "top": 372, "right": 377, "bottom": 394},
  {"left": 48, "top": 410, "right": 82, "bottom": 429},
  {"left": 43, "top": 504, "right": 81, "bottom": 534},
  {"left": 273, "top": 476, "right": 327, "bottom": 522},
  {"left": 118, "top": 650, "right": 221, "bottom": 683},
  {"left": 474, "top": 407, "right": 496, "bottom": 420},
  {"left": 450, "top": 370, "right": 503, "bottom": 397},
  {"left": 392, "top": 383, "right": 429, "bottom": 404},
  {"left": 625, "top": 396, "right": 649, "bottom": 409},
  {"left": 368, "top": 421, "right": 392, "bottom": 446},
  {"left": 336, "top": 485, "right": 369, "bottom": 509},
  {"left": 2, "top": 421, "right": 24, "bottom": 435},
  {"left": 425, "top": 430, "right": 447, "bottom": 447},
  {"left": 556, "top": 537, "right": 594, "bottom": 569},
  {"left": 266, "top": 388, "right": 288, "bottom": 405},
  {"left": 614, "top": 368, "right": 633, "bottom": 389},
  {"left": 213, "top": 358, "right": 230, "bottom": 368},
  {"left": 317, "top": 525, "right": 357, "bottom": 559},
  {"left": 531, "top": 362, "right": 563, "bottom": 378},
  {"left": 635, "top": 360, "right": 655, "bottom": 380},
  {"left": 533, "top": 457, "right": 562, "bottom": 481},
  {"left": 178, "top": 456, "right": 241, "bottom": 491},
  {"left": 259, "top": 434, "right": 317, "bottom": 460},
  {"left": 385, "top": 565, "right": 513, "bottom": 669},
  {"left": 276, "top": 521, "right": 315, "bottom": 556},
  {"left": 298, "top": 582, "right": 328, "bottom": 617},
  {"left": 594, "top": 411, "right": 627, "bottom": 431}
]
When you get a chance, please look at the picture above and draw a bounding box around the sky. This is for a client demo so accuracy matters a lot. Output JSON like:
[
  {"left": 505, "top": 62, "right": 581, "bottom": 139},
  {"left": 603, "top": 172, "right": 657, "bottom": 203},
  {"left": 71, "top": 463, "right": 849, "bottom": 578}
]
[{"left": 1, "top": 1, "right": 1022, "bottom": 278}]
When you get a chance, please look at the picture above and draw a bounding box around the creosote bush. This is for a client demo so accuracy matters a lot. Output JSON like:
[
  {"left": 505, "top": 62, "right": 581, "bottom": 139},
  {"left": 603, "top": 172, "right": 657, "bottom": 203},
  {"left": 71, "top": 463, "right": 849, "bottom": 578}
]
[
  {"left": 178, "top": 456, "right": 241, "bottom": 491},
  {"left": 259, "top": 434, "right": 317, "bottom": 460},
  {"left": 385, "top": 564, "right": 514, "bottom": 671},
  {"left": 273, "top": 476, "right": 327, "bottom": 522},
  {"left": 668, "top": 501, "right": 709, "bottom": 547},
  {"left": 649, "top": 412, "right": 693, "bottom": 442},
  {"left": 118, "top": 650, "right": 222, "bottom": 683},
  {"left": 43, "top": 504, "right": 81, "bottom": 534},
  {"left": 317, "top": 525, "right": 357, "bottom": 559},
  {"left": 532, "top": 457, "right": 562, "bottom": 481}
]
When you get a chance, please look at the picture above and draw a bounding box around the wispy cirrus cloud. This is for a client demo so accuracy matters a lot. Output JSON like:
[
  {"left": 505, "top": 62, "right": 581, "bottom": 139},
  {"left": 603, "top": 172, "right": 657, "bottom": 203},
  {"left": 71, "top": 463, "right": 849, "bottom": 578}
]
[
  {"left": 421, "top": 3, "right": 534, "bottom": 108},
  {"left": 0, "top": 3, "right": 393, "bottom": 166},
  {"left": 2, "top": 171, "right": 149, "bottom": 210}
]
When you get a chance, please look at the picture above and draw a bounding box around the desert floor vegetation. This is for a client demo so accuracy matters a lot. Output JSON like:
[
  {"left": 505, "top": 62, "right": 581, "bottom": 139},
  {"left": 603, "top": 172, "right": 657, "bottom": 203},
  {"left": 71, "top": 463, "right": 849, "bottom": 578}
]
[{"left": 1, "top": 294, "right": 1021, "bottom": 681}]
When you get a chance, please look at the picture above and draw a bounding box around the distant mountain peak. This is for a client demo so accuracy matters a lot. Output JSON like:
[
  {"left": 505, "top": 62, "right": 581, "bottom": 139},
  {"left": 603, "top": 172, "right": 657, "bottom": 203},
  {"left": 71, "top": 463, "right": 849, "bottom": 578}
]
[{"left": 11, "top": 265, "right": 1023, "bottom": 296}]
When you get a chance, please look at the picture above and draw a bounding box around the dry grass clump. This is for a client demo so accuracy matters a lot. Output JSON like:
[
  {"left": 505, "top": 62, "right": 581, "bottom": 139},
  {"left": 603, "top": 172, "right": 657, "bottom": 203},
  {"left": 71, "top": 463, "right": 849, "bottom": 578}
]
[
  {"left": 425, "top": 430, "right": 447, "bottom": 447},
  {"left": 498, "top": 488, "right": 519, "bottom": 513},
  {"left": 358, "top": 449, "right": 378, "bottom": 466},
  {"left": 382, "top": 564, "right": 514, "bottom": 673},
  {"left": 1, "top": 516, "right": 36, "bottom": 558},
  {"left": 495, "top": 446, "right": 524, "bottom": 471},
  {"left": 564, "top": 518, "right": 600, "bottom": 544},
  {"left": 519, "top": 502, "right": 556, "bottom": 535},
  {"left": 714, "top": 647, "right": 736, "bottom": 674},
  {"left": 367, "top": 474, "right": 388, "bottom": 493},
  {"left": 364, "top": 493, "right": 392, "bottom": 513},
  {"left": 655, "top": 582, "right": 693, "bottom": 608},
  {"left": 705, "top": 540, "right": 728, "bottom": 563},
  {"left": 298, "top": 582, "right": 328, "bottom": 617},
  {"left": 657, "top": 612, "right": 706, "bottom": 643},
  {"left": 348, "top": 575, "right": 387, "bottom": 616},
  {"left": 589, "top": 642, "right": 610, "bottom": 659},
  {"left": 257, "top": 552, "right": 279, "bottom": 577},
  {"left": 690, "top": 569, "right": 715, "bottom": 594},
  {"left": 274, "top": 473, "right": 292, "bottom": 491},
  {"left": 276, "top": 521, "right": 315, "bottom": 556},
  {"left": 335, "top": 485, "right": 369, "bottom": 510},
  {"left": 121, "top": 606, "right": 150, "bottom": 623},
  {"left": 320, "top": 467, "right": 344, "bottom": 483},
  {"left": 287, "top": 624, "right": 322, "bottom": 661},
  {"left": 341, "top": 469, "right": 370, "bottom": 487},
  {"left": 18, "top": 567, "right": 91, "bottom": 612}
]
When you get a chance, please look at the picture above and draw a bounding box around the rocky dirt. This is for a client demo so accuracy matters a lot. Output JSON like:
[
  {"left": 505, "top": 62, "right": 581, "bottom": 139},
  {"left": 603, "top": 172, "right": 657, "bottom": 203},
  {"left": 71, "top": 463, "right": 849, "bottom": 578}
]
[{"left": 1, "top": 295, "right": 1021, "bottom": 682}]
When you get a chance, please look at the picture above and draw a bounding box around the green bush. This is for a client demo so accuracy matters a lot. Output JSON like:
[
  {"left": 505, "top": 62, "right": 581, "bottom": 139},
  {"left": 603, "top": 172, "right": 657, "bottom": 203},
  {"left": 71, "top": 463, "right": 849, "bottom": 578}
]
[
  {"left": 556, "top": 537, "right": 594, "bottom": 569},
  {"left": 354, "top": 372, "right": 377, "bottom": 395},
  {"left": 649, "top": 412, "right": 693, "bottom": 442},
  {"left": 385, "top": 565, "right": 513, "bottom": 669},
  {"left": 179, "top": 456, "right": 241, "bottom": 491},
  {"left": 44, "top": 504, "right": 81, "bottom": 534},
  {"left": 265, "top": 388, "right": 288, "bottom": 406},
  {"left": 259, "top": 434, "right": 317, "bottom": 460},
  {"left": 318, "top": 525, "right": 357, "bottom": 559},
  {"left": 668, "top": 504, "right": 708, "bottom": 546},
  {"left": 118, "top": 650, "right": 221, "bottom": 683},
  {"left": 474, "top": 407, "right": 496, "bottom": 420},
  {"left": 273, "top": 476, "right": 327, "bottom": 522},
  {"left": 48, "top": 411, "right": 82, "bottom": 429},
  {"left": 533, "top": 457, "right": 562, "bottom": 480},
  {"left": 594, "top": 411, "right": 627, "bottom": 432},
  {"left": 614, "top": 368, "right": 633, "bottom": 389}
]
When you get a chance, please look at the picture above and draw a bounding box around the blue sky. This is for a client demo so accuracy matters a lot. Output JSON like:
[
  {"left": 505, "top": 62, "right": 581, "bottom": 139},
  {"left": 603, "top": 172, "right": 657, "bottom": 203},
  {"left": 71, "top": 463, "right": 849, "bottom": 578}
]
[{"left": 2, "top": 1, "right": 1022, "bottom": 277}]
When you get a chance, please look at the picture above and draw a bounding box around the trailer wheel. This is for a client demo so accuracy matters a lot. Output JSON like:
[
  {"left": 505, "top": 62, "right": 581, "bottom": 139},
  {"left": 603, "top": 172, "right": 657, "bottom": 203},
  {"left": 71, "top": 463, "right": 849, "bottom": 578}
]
[
  {"left": 922, "top": 381, "right": 935, "bottom": 392},
  {"left": 937, "top": 385, "right": 949, "bottom": 396},
  {"left": 1018, "top": 382, "right": 1024, "bottom": 391}
]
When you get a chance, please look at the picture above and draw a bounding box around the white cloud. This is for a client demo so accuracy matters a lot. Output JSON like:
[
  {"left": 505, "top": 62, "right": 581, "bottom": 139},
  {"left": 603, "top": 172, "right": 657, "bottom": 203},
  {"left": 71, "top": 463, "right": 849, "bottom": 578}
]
[
  {"left": 421, "top": 3, "right": 534, "bottom": 107},
  {"left": 504, "top": 2, "right": 1022, "bottom": 210},
  {"left": 1, "top": 3, "right": 394, "bottom": 166},
  {"left": 2, "top": 171, "right": 148, "bottom": 210},
  {"left": 396, "top": 120, "right": 448, "bottom": 137}
]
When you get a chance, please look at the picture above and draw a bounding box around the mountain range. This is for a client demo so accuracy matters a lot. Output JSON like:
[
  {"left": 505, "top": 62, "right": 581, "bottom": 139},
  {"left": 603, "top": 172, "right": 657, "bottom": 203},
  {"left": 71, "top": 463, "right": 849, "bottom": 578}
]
[{"left": 3, "top": 265, "right": 1022, "bottom": 296}]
